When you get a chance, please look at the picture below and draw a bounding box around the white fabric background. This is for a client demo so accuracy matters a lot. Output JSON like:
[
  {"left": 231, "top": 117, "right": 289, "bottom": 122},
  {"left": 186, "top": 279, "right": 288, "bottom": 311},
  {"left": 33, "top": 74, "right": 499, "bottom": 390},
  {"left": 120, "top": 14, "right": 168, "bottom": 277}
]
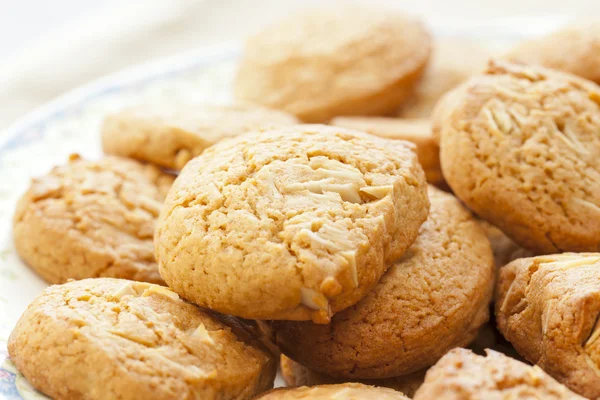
[{"left": 0, "top": 0, "right": 599, "bottom": 131}]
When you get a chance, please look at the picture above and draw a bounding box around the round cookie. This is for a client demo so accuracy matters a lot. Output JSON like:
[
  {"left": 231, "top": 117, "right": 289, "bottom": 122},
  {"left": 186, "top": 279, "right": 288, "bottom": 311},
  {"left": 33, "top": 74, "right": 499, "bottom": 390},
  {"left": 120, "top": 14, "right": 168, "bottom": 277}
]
[
  {"left": 331, "top": 117, "right": 443, "bottom": 185},
  {"left": 234, "top": 7, "right": 431, "bottom": 122},
  {"left": 438, "top": 60, "right": 600, "bottom": 254},
  {"left": 506, "top": 21, "right": 600, "bottom": 84},
  {"left": 280, "top": 355, "right": 425, "bottom": 398},
  {"left": 256, "top": 383, "right": 409, "bottom": 400},
  {"left": 413, "top": 348, "right": 585, "bottom": 400},
  {"left": 102, "top": 103, "right": 298, "bottom": 170},
  {"left": 13, "top": 154, "right": 174, "bottom": 284},
  {"left": 271, "top": 186, "right": 494, "bottom": 378},
  {"left": 496, "top": 253, "right": 600, "bottom": 398},
  {"left": 155, "top": 125, "right": 429, "bottom": 323},
  {"left": 397, "top": 39, "right": 492, "bottom": 118},
  {"left": 7, "top": 278, "right": 277, "bottom": 400}
]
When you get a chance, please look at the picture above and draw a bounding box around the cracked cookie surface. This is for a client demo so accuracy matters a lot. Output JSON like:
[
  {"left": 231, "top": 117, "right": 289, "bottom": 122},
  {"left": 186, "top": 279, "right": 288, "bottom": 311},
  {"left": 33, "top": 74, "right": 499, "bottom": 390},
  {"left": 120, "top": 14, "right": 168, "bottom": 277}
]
[
  {"left": 234, "top": 7, "right": 431, "bottom": 122},
  {"left": 102, "top": 103, "right": 298, "bottom": 170},
  {"left": 279, "top": 354, "right": 425, "bottom": 398},
  {"left": 331, "top": 117, "right": 443, "bottom": 186},
  {"left": 496, "top": 253, "right": 600, "bottom": 398},
  {"left": 506, "top": 22, "right": 600, "bottom": 84},
  {"left": 13, "top": 155, "right": 174, "bottom": 284},
  {"left": 271, "top": 187, "right": 494, "bottom": 378},
  {"left": 438, "top": 60, "right": 600, "bottom": 253},
  {"left": 256, "top": 383, "right": 409, "bottom": 400},
  {"left": 413, "top": 348, "right": 585, "bottom": 399},
  {"left": 155, "top": 125, "right": 429, "bottom": 323},
  {"left": 7, "top": 278, "right": 277, "bottom": 400}
]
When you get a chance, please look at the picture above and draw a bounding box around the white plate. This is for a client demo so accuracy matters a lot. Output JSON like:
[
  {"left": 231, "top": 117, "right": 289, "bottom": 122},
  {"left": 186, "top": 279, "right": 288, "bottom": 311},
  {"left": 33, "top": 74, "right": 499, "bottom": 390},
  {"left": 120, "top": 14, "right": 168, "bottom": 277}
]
[{"left": 0, "top": 17, "right": 570, "bottom": 399}]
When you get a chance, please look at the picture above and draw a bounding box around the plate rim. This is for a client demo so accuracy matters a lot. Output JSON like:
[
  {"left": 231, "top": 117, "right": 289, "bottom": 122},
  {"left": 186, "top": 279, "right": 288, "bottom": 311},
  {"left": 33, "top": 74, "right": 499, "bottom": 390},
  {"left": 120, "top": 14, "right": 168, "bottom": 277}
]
[{"left": 0, "top": 41, "right": 240, "bottom": 152}]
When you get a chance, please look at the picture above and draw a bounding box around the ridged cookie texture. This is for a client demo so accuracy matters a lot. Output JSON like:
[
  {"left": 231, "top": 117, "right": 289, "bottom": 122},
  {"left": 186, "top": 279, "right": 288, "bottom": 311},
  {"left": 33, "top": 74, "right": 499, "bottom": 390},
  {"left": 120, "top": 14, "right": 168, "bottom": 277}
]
[
  {"left": 234, "top": 7, "right": 431, "bottom": 122},
  {"left": 279, "top": 354, "right": 425, "bottom": 398},
  {"left": 102, "top": 103, "right": 298, "bottom": 170},
  {"left": 256, "top": 383, "right": 409, "bottom": 400},
  {"left": 13, "top": 155, "right": 174, "bottom": 284},
  {"left": 155, "top": 125, "right": 429, "bottom": 323},
  {"left": 496, "top": 253, "right": 600, "bottom": 398},
  {"left": 413, "top": 348, "right": 585, "bottom": 400},
  {"left": 7, "top": 278, "right": 277, "bottom": 400},
  {"left": 506, "top": 21, "right": 600, "bottom": 84},
  {"left": 437, "top": 60, "right": 600, "bottom": 254},
  {"left": 272, "top": 187, "right": 494, "bottom": 378}
]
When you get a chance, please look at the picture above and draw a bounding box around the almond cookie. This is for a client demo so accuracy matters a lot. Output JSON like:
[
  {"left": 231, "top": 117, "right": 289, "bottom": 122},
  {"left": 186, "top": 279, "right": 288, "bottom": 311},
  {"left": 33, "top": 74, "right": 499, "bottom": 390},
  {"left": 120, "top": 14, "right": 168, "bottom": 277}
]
[
  {"left": 7, "top": 278, "right": 276, "bottom": 400},
  {"left": 256, "top": 383, "right": 409, "bottom": 400},
  {"left": 331, "top": 117, "right": 443, "bottom": 185},
  {"left": 413, "top": 348, "right": 585, "bottom": 400},
  {"left": 13, "top": 155, "right": 174, "bottom": 284},
  {"left": 102, "top": 103, "right": 298, "bottom": 170},
  {"left": 156, "top": 125, "right": 429, "bottom": 323},
  {"left": 234, "top": 7, "right": 431, "bottom": 122},
  {"left": 438, "top": 60, "right": 600, "bottom": 254},
  {"left": 397, "top": 39, "right": 492, "bottom": 118},
  {"left": 506, "top": 21, "right": 600, "bottom": 84},
  {"left": 271, "top": 186, "right": 494, "bottom": 378},
  {"left": 496, "top": 253, "right": 600, "bottom": 398},
  {"left": 280, "top": 355, "right": 425, "bottom": 398}
]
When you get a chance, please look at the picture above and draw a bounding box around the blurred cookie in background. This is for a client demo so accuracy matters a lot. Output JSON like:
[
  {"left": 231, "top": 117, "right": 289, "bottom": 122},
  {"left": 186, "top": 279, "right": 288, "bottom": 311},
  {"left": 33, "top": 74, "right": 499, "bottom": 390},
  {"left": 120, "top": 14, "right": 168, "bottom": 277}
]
[
  {"left": 506, "top": 21, "right": 600, "bottom": 84},
  {"left": 397, "top": 39, "right": 493, "bottom": 118},
  {"left": 102, "top": 103, "right": 297, "bottom": 170},
  {"left": 235, "top": 7, "right": 431, "bottom": 122}
]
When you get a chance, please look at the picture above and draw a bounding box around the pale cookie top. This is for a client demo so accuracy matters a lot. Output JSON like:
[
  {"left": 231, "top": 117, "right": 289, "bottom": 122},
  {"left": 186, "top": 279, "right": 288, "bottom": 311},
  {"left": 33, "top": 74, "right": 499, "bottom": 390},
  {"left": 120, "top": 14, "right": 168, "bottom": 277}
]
[
  {"left": 256, "top": 383, "right": 409, "bottom": 400},
  {"left": 13, "top": 155, "right": 174, "bottom": 284},
  {"left": 506, "top": 21, "right": 600, "bottom": 84},
  {"left": 496, "top": 253, "right": 600, "bottom": 399},
  {"left": 7, "top": 278, "right": 276, "bottom": 400},
  {"left": 102, "top": 103, "right": 298, "bottom": 170},
  {"left": 413, "top": 348, "right": 585, "bottom": 400},
  {"left": 156, "top": 125, "right": 429, "bottom": 323},
  {"left": 398, "top": 39, "right": 493, "bottom": 118},
  {"left": 331, "top": 117, "right": 441, "bottom": 184},
  {"left": 438, "top": 60, "right": 600, "bottom": 254},
  {"left": 280, "top": 354, "right": 425, "bottom": 398},
  {"left": 272, "top": 187, "right": 494, "bottom": 378},
  {"left": 234, "top": 7, "right": 431, "bottom": 122}
]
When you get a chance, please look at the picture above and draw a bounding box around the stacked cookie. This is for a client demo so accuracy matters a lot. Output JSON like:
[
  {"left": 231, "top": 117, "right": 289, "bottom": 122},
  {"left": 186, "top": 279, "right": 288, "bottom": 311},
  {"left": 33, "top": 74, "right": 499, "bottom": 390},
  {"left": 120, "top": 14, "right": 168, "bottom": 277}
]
[{"left": 8, "top": 5, "right": 600, "bottom": 400}]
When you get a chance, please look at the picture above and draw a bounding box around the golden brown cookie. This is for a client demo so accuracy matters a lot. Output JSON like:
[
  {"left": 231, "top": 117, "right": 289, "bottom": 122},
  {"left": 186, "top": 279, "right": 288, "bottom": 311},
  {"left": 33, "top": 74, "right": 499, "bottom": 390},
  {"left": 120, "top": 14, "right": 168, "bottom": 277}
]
[
  {"left": 413, "top": 348, "right": 585, "bottom": 400},
  {"left": 438, "top": 60, "right": 600, "bottom": 254},
  {"left": 156, "top": 125, "right": 429, "bottom": 324},
  {"left": 496, "top": 253, "right": 600, "bottom": 398},
  {"left": 8, "top": 278, "right": 276, "bottom": 400},
  {"left": 234, "top": 7, "right": 431, "bottom": 122},
  {"left": 256, "top": 383, "right": 409, "bottom": 400},
  {"left": 280, "top": 355, "right": 425, "bottom": 398},
  {"left": 397, "top": 39, "right": 492, "bottom": 118},
  {"left": 506, "top": 21, "right": 600, "bottom": 84},
  {"left": 330, "top": 117, "right": 443, "bottom": 185},
  {"left": 101, "top": 103, "right": 298, "bottom": 170},
  {"left": 272, "top": 187, "right": 494, "bottom": 378},
  {"left": 478, "top": 220, "right": 533, "bottom": 268},
  {"left": 13, "top": 155, "right": 174, "bottom": 284}
]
